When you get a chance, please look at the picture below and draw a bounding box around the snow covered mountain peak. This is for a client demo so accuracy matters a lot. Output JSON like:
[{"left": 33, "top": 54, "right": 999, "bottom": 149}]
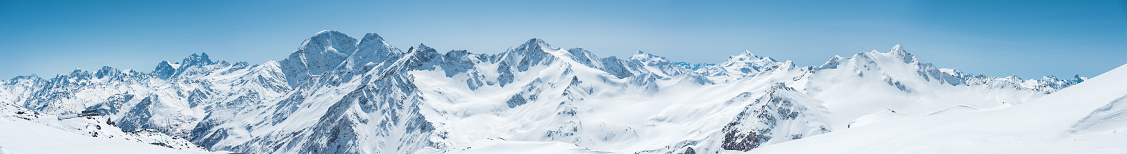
[
  {"left": 344, "top": 32, "right": 402, "bottom": 70},
  {"left": 515, "top": 38, "right": 551, "bottom": 52},
  {"left": 407, "top": 43, "right": 441, "bottom": 58},
  {"left": 300, "top": 30, "right": 359, "bottom": 56},
  {"left": 360, "top": 33, "right": 384, "bottom": 42},
  {"left": 170, "top": 53, "right": 217, "bottom": 77},
  {"left": 887, "top": 44, "right": 916, "bottom": 63},
  {"left": 355, "top": 33, "right": 391, "bottom": 53},
  {"left": 356, "top": 33, "right": 392, "bottom": 52},
  {"left": 629, "top": 51, "right": 671, "bottom": 64},
  {"left": 725, "top": 50, "right": 777, "bottom": 65},
  {"left": 145, "top": 53, "right": 223, "bottom": 79},
  {"left": 280, "top": 30, "right": 364, "bottom": 86},
  {"left": 729, "top": 50, "right": 773, "bottom": 62},
  {"left": 180, "top": 53, "right": 214, "bottom": 67},
  {"left": 153, "top": 61, "right": 177, "bottom": 79},
  {"left": 713, "top": 50, "right": 780, "bottom": 77},
  {"left": 890, "top": 44, "right": 905, "bottom": 53},
  {"left": 851, "top": 44, "right": 916, "bottom": 64}
]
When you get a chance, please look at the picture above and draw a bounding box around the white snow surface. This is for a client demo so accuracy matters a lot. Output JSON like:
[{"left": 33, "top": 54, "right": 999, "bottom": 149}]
[
  {"left": 749, "top": 63, "right": 1127, "bottom": 154},
  {"left": 0, "top": 116, "right": 215, "bottom": 154},
  {"left": 417, "top": 139, "right": 607, "bottom": 154}
]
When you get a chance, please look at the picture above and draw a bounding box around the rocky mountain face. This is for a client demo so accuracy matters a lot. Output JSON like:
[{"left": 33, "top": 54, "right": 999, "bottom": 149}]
[{"left": 0, "top": 30, "right": 1086, "bottom": 153}]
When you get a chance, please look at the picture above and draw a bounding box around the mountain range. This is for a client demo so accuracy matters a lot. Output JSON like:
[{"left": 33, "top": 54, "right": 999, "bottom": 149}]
[{"left": 0, "top": 30, "right": 1092, "bottom": 153}]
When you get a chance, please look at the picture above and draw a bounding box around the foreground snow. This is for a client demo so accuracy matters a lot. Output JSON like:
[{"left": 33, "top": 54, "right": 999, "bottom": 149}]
[
  {"left": 749, "top": 63, "right": 1127, "bottom": 154},
  {"left": 0, "top": 117, "right": 215, "bottom": 154},
  {"left": 414, "top": 140, "right": 607, "bottom": 154}
]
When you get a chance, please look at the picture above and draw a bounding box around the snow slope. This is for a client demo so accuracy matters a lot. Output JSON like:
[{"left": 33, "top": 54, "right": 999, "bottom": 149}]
[
  {"left": 0, "top": 116, "right": 215, "bottom": 154},
  {"left": 750, "top": 63, "right": 1127, "bottom": 154}
]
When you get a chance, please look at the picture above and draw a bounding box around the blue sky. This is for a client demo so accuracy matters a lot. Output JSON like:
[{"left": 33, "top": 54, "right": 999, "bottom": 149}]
[{"left": 1, "top": 0, "right": 1125, "bottom": 79}]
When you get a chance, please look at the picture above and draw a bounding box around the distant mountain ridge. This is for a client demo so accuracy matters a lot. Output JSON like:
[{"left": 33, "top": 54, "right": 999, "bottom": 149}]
[{"left": 0, "top": 30, "right": 1086, "bottom": 153}]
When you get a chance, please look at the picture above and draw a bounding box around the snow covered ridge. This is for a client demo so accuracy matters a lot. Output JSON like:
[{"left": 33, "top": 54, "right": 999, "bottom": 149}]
[
  {"left": 0, "top": 30, "right": 1088, "bottom": 153},
  {"left": 749, "top": 63, "right": 1127, "bottom": 154}
]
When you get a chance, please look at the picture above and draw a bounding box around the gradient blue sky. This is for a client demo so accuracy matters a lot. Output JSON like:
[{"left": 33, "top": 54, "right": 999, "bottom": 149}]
[{"left": 1, "top": 0, "right": 1125, "bottom": 79}]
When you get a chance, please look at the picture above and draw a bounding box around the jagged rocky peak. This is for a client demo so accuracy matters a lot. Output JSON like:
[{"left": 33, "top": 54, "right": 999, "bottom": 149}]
[
  {"left": 344, "top": 32, "right": 401, "bottom": 69},
  {"left": 1071, "top": 74, "right": 1088, "bottom": 82},
  {"left": 146, "top": 53, "right": 219, "bottom": 79},
  {"left": 7, "top": 74, "right": 41, "bottom": 82},
  {"left": 566, "top": 48, "right": 591, "bottom": 56},
  {"left": 96, "top": 66, "right": 116, "bottom": 74},
  {"left": 561, "top": 48, "right": 604, "bottom": 69},
  {"left": 720, "top": 82, "right": 830, "bottom": 151},
  {"left": 179, "top": 53, "right": 214, "bottom": 68},
  {"left": 386, "top": 43, "right": 442, "bottom": 72},
  {"left": 818, "top": 55, "right": 847, "bottom": 70},
  {"left": 94, "top": 66, "right": 122, "bottom": 79},
  {"left": 890, "top": 44, "right": 905, "bottom": 54},
  {"left": 1041, "top": 75, "right": 1086, "bottom": 83},
  {"left": 66, "top": 68, "right": 91, "bottom": 78},
  {"left": 887, "top": 44, "right": 915, "bottom": 63},
  {"left": 409, "top": 43, "right": 440, "bottom": 55},
  {"left": 498, "top": 38, "right": 560, "bottom": 72},
  {"left": 280, "top": 30, "right": 360, "bottom": 87},
  {"left": 153, "top": 60, "right": 177, "bottom": 79},
  {"left": 515, "top": 38, "right": 550, "bottom": 52}
]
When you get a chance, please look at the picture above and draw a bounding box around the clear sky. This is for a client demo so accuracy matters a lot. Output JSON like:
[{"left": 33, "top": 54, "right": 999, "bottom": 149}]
[{"left": 1, "top": 0, "right": 1125, "bottom": 79}]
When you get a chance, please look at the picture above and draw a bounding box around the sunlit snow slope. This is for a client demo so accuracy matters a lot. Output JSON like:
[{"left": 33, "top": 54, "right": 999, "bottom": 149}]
[
  {"left": 751, "top": 63, "right": 1127, "bottom": 154},
  {"left": 0, "top": 116, "right": 216, "bottom": 154}
]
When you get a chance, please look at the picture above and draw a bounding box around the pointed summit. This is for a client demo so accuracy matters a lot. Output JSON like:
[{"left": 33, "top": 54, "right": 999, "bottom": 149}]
[
  {"left": 354, "top": 32, "right": 391, "bottom": 55},
  {"left": 153, "top": 61, "right": 176, "bottom": 79},
  {"left": 499, "top": 38, "right": 558, "bottom": 72},
  {"left": 280, "top": 30, "right": 359, "bottom": 87},
  {"left": 360, "top": 33, "right": 384, "bottom": 43},
  {"left": 890, "top": 44, "right": 905, "bottom": 54},
  {"left": 356, "top": 33, "right": 389, "bottom": 52},
  {"left": 729, "top": 50, "right": 763, "bottom": 61},
  {"left": 396, "top": 43, "right": 442, "bottom": 71},
  {"left": 741, "top": 49, "right": 758, "bottom": 57},
  {"left": 515, "top": 38, "right": 549, "bottom": 51},
  {"left": 888, "top": 44, "right": 915, "bottom": 63},
  {"left": 345, "top": 32, "right": 400, "bottom": 69},
  {"left": 818, "top": 55, "right": 847, "bottom": 70},
  {"left": 720, "top": 50, "right": 779, "bottom": 75}
]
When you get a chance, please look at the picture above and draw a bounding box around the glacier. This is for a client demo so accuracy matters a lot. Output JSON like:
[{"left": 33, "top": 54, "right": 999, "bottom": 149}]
[{"left": 0, "top": 30, "right": 1093, "bottom": 153}]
